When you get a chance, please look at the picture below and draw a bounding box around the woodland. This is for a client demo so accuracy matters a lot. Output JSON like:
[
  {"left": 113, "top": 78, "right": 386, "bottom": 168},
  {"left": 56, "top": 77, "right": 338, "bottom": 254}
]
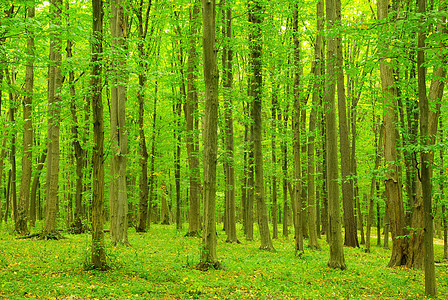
[{"left": 0, "top": 0, "right": 448, "bottom": 298}]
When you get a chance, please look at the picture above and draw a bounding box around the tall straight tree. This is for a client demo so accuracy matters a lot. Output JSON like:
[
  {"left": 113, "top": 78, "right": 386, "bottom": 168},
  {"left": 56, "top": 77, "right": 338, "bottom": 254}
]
[
  {"left": 109, "top": 0, "right": 129, "bottom": 245},
  {"left": 90, "top": 0, "right": 107, "bottom": 270},
  {"left": 43, "top": 0, "right": 63, "bottom": 239},
  {"left": 292, "top": 6, "right": 304, "bottom": 254},
  {"left": 249, "top": 0, "right": 274, "bottom": 251},
  {"left": 185, "top": 0, "right": 202, "bottom": 237},
  {"left": 66, "top": 0, "right": 84, "bottom": 234},
  {"left": 306, "top": 0, "right": 324, "bottom": 250},
  {"left": 335, "top": 0, "right": 358, "bottom": 248},
  {"left": 16, "top": 5, "right": 35, "bottom": 235},
  {"left": 222, "top": 0, "right": 238, "bottom": 244},
  {"left": 417, "top": 0, "right": 435, "bottom": 293},
  {"left": 135, "top": 0, "right": 152, "bottom": 233},
  {"left": 325, "top": 0, "right": 346, "bottom": 270},
  {"left": 198, "top": 0, "right": 221, "bottom": 270}
]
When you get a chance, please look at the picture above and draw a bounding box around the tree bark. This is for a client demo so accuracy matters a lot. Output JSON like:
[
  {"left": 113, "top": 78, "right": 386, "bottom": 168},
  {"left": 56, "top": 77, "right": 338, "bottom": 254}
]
[
  {"left": 198, "top": 0, "right": 221, "bottom": 269},
  {"left": 306, "top": 0, "right": 324, "bottom": 250},
  {"left": 249, "top": 0, "right": 274, "bottom": 252},
  {"left": 16, "top": 6, "right": 35, "bottom": 235},
  {"left": 43, "top": 0, "right": 63, "bottom": 238},
  {"left": 109, "top": 0, "right": 129, "bottom": 245},
  {"left": 90, "top": 0, "right": 107, "bottom": 270},
  {"left": 325, "top": 0, "right": 346, "bottom": 270},
  {"left": 377, "top": 0, "right": 408, "bottom": 267},
  {"left": 292, "top": 6, "right": 304, "bottom": 255},
  {"left": 335, "top": 0, "right": 358, "bottom": 248},
  {"left": 135, "top": 0, "right": 152, "bottom": 233},
  {"left": 184, "top": 1, "right": 202, "bottom": 237},
  {"left": 222, "top": 1, "right": 238, "bottom": 244}
]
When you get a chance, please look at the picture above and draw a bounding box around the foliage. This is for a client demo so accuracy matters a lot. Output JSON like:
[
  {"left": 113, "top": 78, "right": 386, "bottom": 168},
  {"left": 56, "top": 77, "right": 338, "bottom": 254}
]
[{"left": 1, "top": 223, "right": 448, "bottom": 299}]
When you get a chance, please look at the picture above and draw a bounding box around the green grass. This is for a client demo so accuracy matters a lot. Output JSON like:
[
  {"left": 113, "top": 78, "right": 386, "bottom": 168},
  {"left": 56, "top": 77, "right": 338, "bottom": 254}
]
[{"left": 0, "top": 222, "right": 447, "bottom": 299}]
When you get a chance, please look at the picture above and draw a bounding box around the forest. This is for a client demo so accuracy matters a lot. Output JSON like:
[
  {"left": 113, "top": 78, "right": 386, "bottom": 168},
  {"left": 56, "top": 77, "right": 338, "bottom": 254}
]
[{"left": 0, "top": 0, "right": 448, "bottom": 298}]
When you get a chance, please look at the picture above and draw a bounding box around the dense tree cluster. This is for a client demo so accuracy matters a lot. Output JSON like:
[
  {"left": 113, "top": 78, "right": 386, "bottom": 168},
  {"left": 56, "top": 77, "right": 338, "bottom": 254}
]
[{"left": 0, "top": 0, "right": 446, "bottom": 295}]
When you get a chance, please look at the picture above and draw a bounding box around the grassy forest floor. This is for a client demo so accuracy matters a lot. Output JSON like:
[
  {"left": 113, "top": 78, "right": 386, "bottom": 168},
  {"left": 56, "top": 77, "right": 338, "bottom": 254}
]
[{"left": 0, "top": 222, "right": 447, "bottom": 299}]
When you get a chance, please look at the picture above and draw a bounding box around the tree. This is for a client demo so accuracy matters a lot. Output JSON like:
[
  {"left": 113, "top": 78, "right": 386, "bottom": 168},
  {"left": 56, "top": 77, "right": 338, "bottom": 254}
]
[
  {"left": 198, "top": 0, "right": 221, "bottom": 270},
  {"left": 306, "top": 0, "right": 324, "bottom": 250},
  {"left": 16, "top": 5, "right": 35, "bottom": 235},
  {"left": 377, "top": 0, "right": 407, "bottom": 268},
  {"left": 325, "top": 0, "right": 346, "bottom": 270},
  {"left": 90, "top": 0, "right": 107, "bottom": 270},
  {"left": 109, "top": 0, "right": 129, "bottom": 245},
  {"left": 222, "top": 0, "right": 238, "bottom": 244},
  {"left": 292, "top": 6, "right": 304, "bottom": 255},
  {"left": 66, "top": 0, "right": 85, "bottom": 234},
  {"left": 43, "top": 0, "right": 63, "bottom": 239},
  {"left": 184, "top": 0, "right": 202, "bottom": 237},
  {"left": 335, "top": 0, "right": 358, "bottom": 248},
  {"left": 249, "top": 0, "right": 274, "bottom": 252},
  {"left": 135, "top": 0, "right": 152, "bottom": 233}
]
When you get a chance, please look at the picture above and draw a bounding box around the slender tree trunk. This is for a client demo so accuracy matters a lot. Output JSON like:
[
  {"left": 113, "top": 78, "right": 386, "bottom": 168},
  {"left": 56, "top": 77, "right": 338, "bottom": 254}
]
[
  {"left": 307, "top": 0, "right": 324, "bottom": 250},
  {"left": 335, "top": 0, "right": 358, "bottom": 248},
  {"left": 221, "top": 1, "right": 238, "bottom": 244},
  {"left": 441, "top": 119, "right": 447, "bottom": 259},
  {"left": 367, "top": 118, "right": 383, "bottom": 253},
  {"left": 185, "top": 1, "right": 202, "bottom": 237},
  {"left": 90, "top": 0, "right": 107, "bottom": 270},
  {"left": 135, "top": 0, "right": 152, "bottom": 233},
  {"left": 147, "top": 81, "right": 158, "bottom": 228},
  {"left": 271, "top": 85, "right": 279, "bottom": 240},
  {"left": 109, "top": 0, "right": 129, "bottom": 245},
  {"left": 175, "top": 101, "right": 182, "bottom": 229},
  {"left": 281, "top": 105, "right": 289, "bottom": 238},
  {"left": 325, "top": 0, "right": 346, "bottom": 270},
  {"left": 6, "top": 69, "right": 17, "bottom": 225},
  {"left": 198, "top": 0, "right": 221, "bottom": 270},
  {"left": 16, "top": 6, "right": 35, "bottom": 235},
  {"left": 43, "top": 0, "right": 63, "bottom": 238},
  {"left": 65, "top": 1, "right": 85, "bottom": 234},
  {"left": 292, "top": 6, "right": 304, "bottom": 255},
  {"left": 249, "top": 0, "right": 274, "bottom": 252}
]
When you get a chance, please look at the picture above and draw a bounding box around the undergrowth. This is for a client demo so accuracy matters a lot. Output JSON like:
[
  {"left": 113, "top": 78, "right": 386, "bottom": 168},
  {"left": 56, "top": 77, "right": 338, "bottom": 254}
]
[{"left": 0, "top": 222, "right": 447, "bottom": 299}]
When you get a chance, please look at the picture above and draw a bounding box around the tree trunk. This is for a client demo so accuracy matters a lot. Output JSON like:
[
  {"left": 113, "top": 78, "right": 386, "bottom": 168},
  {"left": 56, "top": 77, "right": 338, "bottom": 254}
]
[
  {"left": 222, "top": 1, "right": 238, "bottom": 244},
  {"left": 281, "top": 106, "right": 289, "bottom": 238},
  {"left": 16, "top": 6, "right": 35, "bottom": 235},
  {"left": 43, "top": 0, "right": 63, "bottom": 239},
  {"left": 441, "top": 119, "right": 447, "bottom": 260},
  {"left": 271, "top": 85, "right": 278, "bottom": 240},
  {"left": 249, "top": 0, "right": 274, "bottom": 252},
  {"left": 184, "top": 1, "right": 202, "bottom": 237},
  {"left": 64, "top": 1, "right": 85, "bottom": 234},
  {"left": 366, "top": 118, "right": 383, "bottom": 253},
  {"left": 335, "top": 0, "right": 358, "bottom": 248},
  {"left": 306, "top": 0, "right": 324, "bottom": 250},
  {"left": 6, "top": 69, "right": 17, "bottom": 226},
  {"left": 292, "top": 6, "right": 304, "bottom": 255},
  {"left": 325, "top": 0, "right": 346, "bottom": 270},
  {"left": 148, "top": 81, "right": 158, "bottom": 228},
  {"left": 90, "top": 0, "right": 107, "bottom": 270},
  {"left": 109, "top": 0, "right": 129, "bottom": 246},
  {"left": 135, "top": 0, "right": 152, "bottom": 233},
  {"left": 198, "top": 0, "right": 221, "bottom": 270},
  {"left": 377, "top": 0, "right": 408, "bottom": 267}
]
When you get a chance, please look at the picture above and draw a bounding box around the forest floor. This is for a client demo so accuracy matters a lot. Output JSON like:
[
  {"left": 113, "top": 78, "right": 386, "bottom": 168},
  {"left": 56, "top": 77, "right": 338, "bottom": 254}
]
[{"left": 0, "top": 222, "right": 447, "bottom": 299}]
